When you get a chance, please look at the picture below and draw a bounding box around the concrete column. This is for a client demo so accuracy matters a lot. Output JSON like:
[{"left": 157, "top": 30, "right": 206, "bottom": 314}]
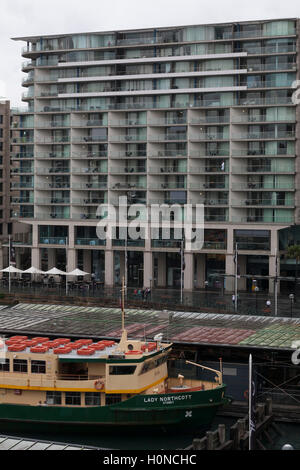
[
  {"left": 157, "top": 252, "right": 166, "bottom": 287},
  {"left": 184, "top": 252, "right": 194, "bottom": 290},
  {"left": 238, "top": 255, "right": 247, "bottom": 291},
  {"left": 225, "top": 253, "right": 235, "bottom": 292},
  {"left": 195, "top": 253, "right": 205, "bottom": 288},
  {"left": 32, "top": 224, "right": 39, "bottom": 247},
  {"left": 68, "top": 225, "right": 75, "bottom": 248},
  {"left": 105, "top": 250, "right": 114, "bottom": 286},
  {"left": 67, "top": 248, "right": 77, "bottom": 272},
  {"left": 31, "top": 248, "right": 41, "bottom": 269},
  {"left": 48, "top": 249, "right": 56, "bottom": 269},
  {"left": 83, "top": 250, "right": 92, "bottom": 274},
  {"left": 143, "top": 251, "right": 153, "bottom": 288},
  {"left": 269, "top": 229, "right": 280, "bottom": 294},
  {"left": 225, "top": 227, "right": 234, "bottom": 292}
]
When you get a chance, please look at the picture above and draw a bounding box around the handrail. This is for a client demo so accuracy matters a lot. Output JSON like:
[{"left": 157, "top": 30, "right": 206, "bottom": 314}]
[{"left": 185, "top": 360, "right": 222, "bottom": 385}]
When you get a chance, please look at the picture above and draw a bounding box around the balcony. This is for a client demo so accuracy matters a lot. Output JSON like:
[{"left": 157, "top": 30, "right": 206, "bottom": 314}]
[
  {"left": 109, "top": 134, "right": 146, "bottom": 143},
  {"left": 151, "top": 240, "right": 182, "bottom": 248},
  {"left": 110, "top": 167, "right": 146, "bottom": 174},
  {"left": 72, "top": 198, "right": 106, "bottom": 205},
  {"left": 149, "top": 134, "right": 187, "bottom": 142},
  {"left": 232, "top": 198, "right": 294, "bottom": 207},
  {"left": 189, "top": 182, "right": 228, "bottom": 190},
  {"left": 72, "top": 183, "right": 107, "bottom": 190},
  {"left": 11, "top": 152, "right": 34, "bottom": 160},
  {"left": 113, "top": 239, "right": 145, "bottom": 247},
  {"left": 72, "top": 151, "right": 107, "bottom": 159},
  {"left": 110, "top": 182, "right": 146, "bottom": 190},
  {"left": 232, "top": 181, "right": 294, "bottom": 190},
  {"left": 190, "top": 133, "right": 229, "bottom": 141},
  {"left": 75, "top": 238, "right": 106, "bottom": 246},
  {"left": 39, "top": 237, "right": 67, "bottom": 245},
  {"left": 72, "top": 136, "right": 108, "bottom": 144},
  {"left": 151, "top": 182, "right": 186, "bottom": 190},
  {"left": 232, "top": 131, "right": 295, "bottom": 140},
  {"left": 35, "top": 198, "right": 70, "bottom": 205}
]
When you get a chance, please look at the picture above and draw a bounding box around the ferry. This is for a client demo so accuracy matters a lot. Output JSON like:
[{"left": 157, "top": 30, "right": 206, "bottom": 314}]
[{"left": 0, "top": 285, "right": 230, "bottom": 435}]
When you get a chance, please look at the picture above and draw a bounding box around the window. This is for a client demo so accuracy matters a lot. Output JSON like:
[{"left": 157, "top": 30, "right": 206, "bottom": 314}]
[
  {"left": 13, "top": 359, "right": 27, "bottom": 373},
  {"left": 109, "top": 366, "right": 136, "bottom": 375},
  {"left": 105, "top": 394, "right": 122, "bottom": 405},
  {"left": 46, "top": 391, "right": 62, "bottom": 405},
  {"left": 0, "top": 359, "right": 9, "bottom": 371},
  {"left": 31, "top": 360, "right": 46, "bottom": 374},
  {"left": 85, "top": 392, "right": 101, "bottom": 406},
  {"left": 65, "top": 391, "right": 81, "bottom": 405}
]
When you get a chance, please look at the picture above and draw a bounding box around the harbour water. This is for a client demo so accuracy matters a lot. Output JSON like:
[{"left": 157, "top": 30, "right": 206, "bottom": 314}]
[{"left": 0, "top": 417, "right": 299, "bottom": 450}]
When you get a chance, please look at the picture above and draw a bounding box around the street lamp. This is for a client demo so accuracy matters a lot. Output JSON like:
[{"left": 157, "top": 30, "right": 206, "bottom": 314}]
[
  {"left": 289, "top": 293, "right": 295, "bottom": 318},
  {"left": 255, "top": 286, "right": 259, "bottom": 315}
]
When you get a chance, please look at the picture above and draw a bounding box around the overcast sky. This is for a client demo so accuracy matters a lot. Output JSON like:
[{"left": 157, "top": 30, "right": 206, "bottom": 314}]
[{"left": 0, "top": 0, "right": 299, "bottom": 106}]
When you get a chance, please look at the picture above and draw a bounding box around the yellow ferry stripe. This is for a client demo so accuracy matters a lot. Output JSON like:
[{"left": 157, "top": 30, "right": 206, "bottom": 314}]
[{"left": 0, "top": 375, "right": 167, "bottom": 394}]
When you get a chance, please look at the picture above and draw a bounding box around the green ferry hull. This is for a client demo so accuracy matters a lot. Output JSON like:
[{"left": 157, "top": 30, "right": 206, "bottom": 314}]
[{"left": 0, "top": 385, "right": 229, "bottom": 436}]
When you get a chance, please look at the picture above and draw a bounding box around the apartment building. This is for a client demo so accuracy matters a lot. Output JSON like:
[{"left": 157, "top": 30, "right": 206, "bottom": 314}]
[
  {"left": 0, "top": 100, "right": 12, "bottom": 266},
  {"left": 10, "top": 18, "right": 300, "bottom": 292}
]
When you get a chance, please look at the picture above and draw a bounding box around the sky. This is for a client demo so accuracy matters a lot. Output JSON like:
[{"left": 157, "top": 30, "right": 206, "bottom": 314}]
[{"left": 0, "top": 0, "right": 299, "bottom": 107}]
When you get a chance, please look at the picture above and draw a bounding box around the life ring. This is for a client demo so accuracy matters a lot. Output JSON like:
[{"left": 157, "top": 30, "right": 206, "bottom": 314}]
[
  {"left": 94, "top": 379, "right": 104, "bottom": 390},
  {"left": 244, "top": 390, "right": 249, "bottom": 400}
]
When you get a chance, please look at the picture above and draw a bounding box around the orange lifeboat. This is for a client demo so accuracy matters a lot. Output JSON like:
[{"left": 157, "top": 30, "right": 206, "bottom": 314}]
[
  {"left": 9, "top": 336, "right": 28, "bottom": 342},
  {"left": 32, "top": 337, "right": 49, "bottom": 343},
  {"left": 77, "top": 348, "right": 95, "bottom": 356},
  {"left": 30, "top": 346, "right": 49, "bottom": 353},
  {"left": 53, "top": 346, "right": 72, "bottom": 354},
  {"left": 98, "top": 340, "right": 115, "bottom": 347},
  {"left": 90, "top": 343, "right": 106, "bottom": 351},
  {"left": 55, "top": 338, "right": 71, "bottom": 345},
  {"left": 125, "top": 350, "right": 142, "bottom": 355},
  {"left": 8, "top": 343, "right": 27, "bottom": 352},
  {"left": 74, "top": 339, "right": 93, "bottom": 345}
]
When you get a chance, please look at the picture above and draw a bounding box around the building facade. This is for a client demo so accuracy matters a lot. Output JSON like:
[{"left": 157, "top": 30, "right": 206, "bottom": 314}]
[{"left": 10, "top": 18, "right": 300, "bottom": 292}]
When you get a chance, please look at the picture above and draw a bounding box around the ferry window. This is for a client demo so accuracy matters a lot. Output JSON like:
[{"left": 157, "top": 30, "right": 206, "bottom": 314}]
[
  {"left": 46, "top": 391, "right": 62, "bottom": 405},
  {"left": 109, "top": 366, "right": 136, "bottom": 375},
  {"left": 13, "top": 359, "right": 27, "bottom": 373},
  {"left": 65, "top": 391, "right": 81, "bottom": 406},
  {"left": 85, "top": 392, "right": 101, "bottom": 406},
  {"left": 105, "top": 394, "right": 122, "bottom": 406},
  {"left": 0, "top": 359, "right": 9, "bottom": 372},
  {"left": 31, "top": 360, "right": 46, "bottom": 374}
]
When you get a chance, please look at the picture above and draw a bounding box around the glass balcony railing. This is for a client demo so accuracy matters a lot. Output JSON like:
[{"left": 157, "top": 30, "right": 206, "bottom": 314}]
[
  {"left": 232, "top": 181, "right": 294, "bottom": 190},
  {"left": 234, "top": 215, "right": 294, "bottom": 223},
  {"left": 232, "top": 131, "right": 295, "bottom": 139},
  {"left": 75, "top": 238, "right": 106, "bottom": 246},
  {"left": 204, "top": 214, "right": 229, "bottom": 222},
  {"left": 232, "top": 199, "right": 294, "bottom": 206},
  {"left": 202, "top": 241, "right": 226, "bottom": 249},
  {"left": 39, "top": 237, "right": 67, "bottom": 245},
  {"left": 112, "top": 239, "right": 145, "bottom": 247},
  {"left": 151, "top": 240, "right": 182, "bottom": 248},
  {"left": 234, "top": 241, "right": 270, "bottom": 250}
]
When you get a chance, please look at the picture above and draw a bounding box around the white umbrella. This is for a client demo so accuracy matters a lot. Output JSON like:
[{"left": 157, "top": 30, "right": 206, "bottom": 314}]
[
  {"left": 22, "top": 266, "right": 45, "bottom": 274},
  {"left": 66, "top": 268, "right": 90, "bottom": 295},
  {"left": 67, "top": 268, "right": 89, "bottom": 276},
  {"left": 0, "top": 266, "right": 23, "bottom": 273},
  {"left": 45, "top": 267, "right": 67, "bottom": 275},
  {"left": 0, "top": 266, "right": 23, "bottom": 294}
]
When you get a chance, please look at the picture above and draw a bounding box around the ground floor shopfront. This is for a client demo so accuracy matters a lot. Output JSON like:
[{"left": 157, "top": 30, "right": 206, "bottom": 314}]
[{"left": 3, "top": 223, "right": 300, "bottom": 294}]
